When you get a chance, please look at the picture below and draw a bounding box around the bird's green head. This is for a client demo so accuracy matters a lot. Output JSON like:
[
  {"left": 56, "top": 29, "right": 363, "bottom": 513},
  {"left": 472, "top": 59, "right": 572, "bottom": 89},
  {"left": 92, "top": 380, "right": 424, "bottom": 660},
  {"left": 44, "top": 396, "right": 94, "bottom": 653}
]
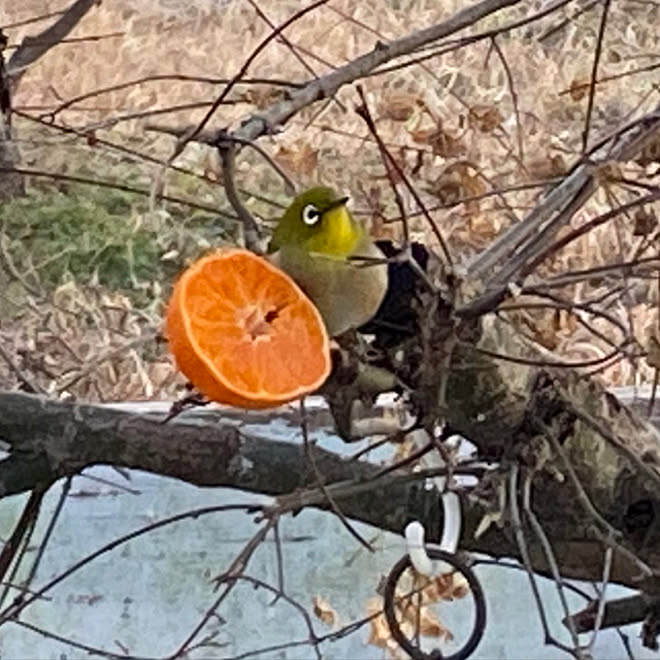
[{"left": 269, "top": 186, "right": 361, "bottom": 257}]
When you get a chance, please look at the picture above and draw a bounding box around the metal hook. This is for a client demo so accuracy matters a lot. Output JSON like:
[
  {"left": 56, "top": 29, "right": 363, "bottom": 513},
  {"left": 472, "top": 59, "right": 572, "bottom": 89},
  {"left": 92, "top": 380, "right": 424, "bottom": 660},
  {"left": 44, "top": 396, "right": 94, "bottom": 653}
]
[{"left": 383, "top": 546, "right": 487, "bottom": 660}]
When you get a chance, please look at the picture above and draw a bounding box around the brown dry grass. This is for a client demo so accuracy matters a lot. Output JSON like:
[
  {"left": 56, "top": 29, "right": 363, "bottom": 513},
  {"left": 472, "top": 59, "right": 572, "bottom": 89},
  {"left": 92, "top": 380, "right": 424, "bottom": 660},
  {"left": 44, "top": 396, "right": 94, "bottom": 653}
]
[{"left": 0, "top": 0, "right": 659, "bottom": 400}]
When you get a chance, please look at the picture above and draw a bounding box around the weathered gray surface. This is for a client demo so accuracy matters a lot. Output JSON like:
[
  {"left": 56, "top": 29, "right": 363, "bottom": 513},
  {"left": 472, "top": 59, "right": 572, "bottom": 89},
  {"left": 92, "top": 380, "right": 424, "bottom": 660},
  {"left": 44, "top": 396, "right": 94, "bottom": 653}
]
[
  {"left": 0, "top": 396, "right": 659, "bottom": 658},
  {"left": 0, "top": 467, "right": 657, "bottom": 659}
]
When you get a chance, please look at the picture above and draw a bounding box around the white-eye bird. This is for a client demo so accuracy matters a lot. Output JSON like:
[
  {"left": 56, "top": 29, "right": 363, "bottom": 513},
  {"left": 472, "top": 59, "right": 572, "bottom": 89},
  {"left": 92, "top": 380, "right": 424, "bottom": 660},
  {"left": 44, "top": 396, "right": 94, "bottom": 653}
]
[{"left": 268, "top": 186, "right": 388, "bottom": 337}]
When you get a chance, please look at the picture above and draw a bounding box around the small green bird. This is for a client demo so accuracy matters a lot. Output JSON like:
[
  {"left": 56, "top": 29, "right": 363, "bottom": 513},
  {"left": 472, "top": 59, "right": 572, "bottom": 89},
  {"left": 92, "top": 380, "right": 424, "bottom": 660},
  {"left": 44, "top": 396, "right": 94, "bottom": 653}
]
[{"left": 268, "top": 186, "right": 388, "bottom": 337}]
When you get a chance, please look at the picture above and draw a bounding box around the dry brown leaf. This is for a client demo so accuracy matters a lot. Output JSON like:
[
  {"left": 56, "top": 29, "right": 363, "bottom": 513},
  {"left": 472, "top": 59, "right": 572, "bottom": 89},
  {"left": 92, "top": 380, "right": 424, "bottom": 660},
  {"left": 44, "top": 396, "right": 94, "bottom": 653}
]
[
  {"left": 424, "top": 572, "right": 470, "bottom": 603},
  {"left": 380, "top": 92, "right": 421, "bottom": 122},
  {"left": 468, "top": 104, "right": 503, "bottom": 133},
  {"left": 274, "top": 142, "right": 318, "bottom": 179},
  {"left": 418, "top": 609, "right": 454, "bottom": 640},
  {"left": 633, "top": 207, "right": 658, "bottom": 236},
  {"left": 568, "top": 77, "right": 590, "bottom": 102},
  {"left": 398, "top": 598, "right": 453, "bottom": 639},
  {"left": 647, "top": 328, "right": 660, "bottom": 370},
  {"left": 312, "top": 595, "right": 337, "bottom": 626},
  {"left": 427, "top": 162, "right": 486, "bottom": 214},
  {"left": 594, "top": 160, "right": 624, "bottom": 184},
  {"left": 366, "top": 598, "right": 393, "bottom": 650},
  {"left": 514, "top": 309, "right": 559, "bottom": 350},
  {"left": 410, "top": 123, "right": 466, "bottom": 158},
  {"left": 465, "top": 213, "right": 503, "bottom": 246},
  {"left": 365, "top": 569, "right": 465, "bottom": 658},
  {"left": 527, "top": 152, "right": 567, "bottom": 179},
  {"left": 242, "top": 86, "right": 284, "bottom": 110},
  {"left": 636, "top": 135, "right": 660, "bottom": 167}
]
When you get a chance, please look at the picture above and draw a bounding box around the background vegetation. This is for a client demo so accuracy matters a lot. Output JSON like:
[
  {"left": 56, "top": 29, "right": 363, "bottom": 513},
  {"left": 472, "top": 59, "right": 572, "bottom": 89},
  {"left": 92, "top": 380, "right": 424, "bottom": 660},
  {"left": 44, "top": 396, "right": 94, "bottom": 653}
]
[{"left": 2, "top": 0, "right": 657, "bottom": 399}]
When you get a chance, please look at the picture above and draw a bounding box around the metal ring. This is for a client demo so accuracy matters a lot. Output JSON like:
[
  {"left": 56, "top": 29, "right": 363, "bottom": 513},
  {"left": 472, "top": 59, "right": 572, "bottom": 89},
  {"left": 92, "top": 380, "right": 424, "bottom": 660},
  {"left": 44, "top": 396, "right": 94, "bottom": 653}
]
[{"left": 383, "top": 548, "right": 487, "bottom": 660}]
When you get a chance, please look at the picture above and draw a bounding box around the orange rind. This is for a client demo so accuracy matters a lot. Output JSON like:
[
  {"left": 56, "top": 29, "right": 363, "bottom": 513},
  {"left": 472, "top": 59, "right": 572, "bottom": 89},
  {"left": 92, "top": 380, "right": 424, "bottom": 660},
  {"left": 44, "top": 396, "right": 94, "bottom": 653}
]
[{"left": 166, "top": 248, "right": 331, "bottom": 409}]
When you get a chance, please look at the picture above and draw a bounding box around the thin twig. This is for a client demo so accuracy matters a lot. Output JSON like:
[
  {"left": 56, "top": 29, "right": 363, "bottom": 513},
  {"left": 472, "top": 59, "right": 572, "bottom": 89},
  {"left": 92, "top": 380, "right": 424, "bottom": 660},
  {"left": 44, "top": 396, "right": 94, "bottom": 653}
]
[
  {"left": 0, "top": 220, "right": 43, "bottom": 297},
  {"left": 490, "top": 36, "right": 524, "bottom": 164},
  {"left": 145, "top": 123, "right": 296, "bottom": 196},
  {"left": 23, "top": 477, "right": 72, "bottom": 590},
  {"left": 9, "top": 618, "right": 140, "bottom": 660},
  {"left": 581, "top": 0, "right": 612, "bottom": 153},
  {"left": 352, "top": 91, "right": 409, "bottom": 242},
  {"left": 185, "top": 0, "right": 329, "bottom": 149},
  {"left": 270, "top": 521, "right": 285, "bottom": 605},
  {"left": 217, "top": 574, "right": 321, "bottom": 660},
  {"left": 0, "top": 504, "right": 258, "bottom": 625},
  {"left": 649, "top": 267, "right": 660, "bottom": 417},
  {"left": 474, "top": 343, "right": 635, "bottom": 369},
  {"left": 508, "top": 464, "right": 577, "bottom": 656},
  {"left": 522, "top": 471, "right": 583, "bottom": 653},
  {"left": 299, "top": 399, "right": 374, "bottom": 552},
  {"left": 246, "top": 0, "right": 345, "bottom": 117},
  {"left": 7, "top": 0, "right": 98, "bottom": 86},
  {"left": 81, "top": 100, "right": 241, "bottom": 131},
  {"left": 545, "top": 430, "right": 654, "bottom": 577},
  {"left": 225, "top": 134, "right": 297, "bottom": 195},
  {"left": 40, "top": 73, "right": 302, "bottom": 121},
  {"left": 0, "top": 166, "right": 236, "bottom": 218},
  {"left": 231, "top": 0, "right": 521, "bottom": 145},
  {"left": 1, "top": 11, "right": 67, "bottom": 31},
  {"left": 0, "top": 486, "right": 47, "bottom": 608},
  {"left": 216, "top": 139, "right": 262, "bottom": 253},
  {"left": 355, "top": 85, "right": 453, "bottom": 268},
  {"left": 0, "top": 341, "right": 44, "bottom": 394},
  {"left": 174, "top": 519, "right": 275, "bottom": 658},
  {"left": 538, "top": 0, "right": 601, "bottom": 43},
  {"left": 370, "top": 0, "right": 572, "bottom": 79},
  {"left": 559, "top": 61, "right": 660, "bottom": 98},
  {"left": 17, "top": 110, "right": 282, "bottom": 211},
  {"left": 589, "top": 547, "right": 613, "bottom": 652}
]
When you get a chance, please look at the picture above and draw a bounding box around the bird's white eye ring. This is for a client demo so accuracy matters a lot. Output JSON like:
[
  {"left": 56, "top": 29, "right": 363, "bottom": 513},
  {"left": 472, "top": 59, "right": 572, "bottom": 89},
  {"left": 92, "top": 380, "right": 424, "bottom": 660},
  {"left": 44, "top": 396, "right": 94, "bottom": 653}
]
[{"left": 302, "top": 203, "right": 320, "bottom": 226}]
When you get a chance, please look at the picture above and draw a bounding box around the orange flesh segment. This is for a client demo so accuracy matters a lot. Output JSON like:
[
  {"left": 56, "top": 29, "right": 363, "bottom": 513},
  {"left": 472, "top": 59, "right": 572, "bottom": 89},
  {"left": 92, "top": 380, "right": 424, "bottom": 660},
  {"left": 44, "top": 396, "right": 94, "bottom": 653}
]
[{"left": 167, "top": 249, "right": 331, "bottom": 408}]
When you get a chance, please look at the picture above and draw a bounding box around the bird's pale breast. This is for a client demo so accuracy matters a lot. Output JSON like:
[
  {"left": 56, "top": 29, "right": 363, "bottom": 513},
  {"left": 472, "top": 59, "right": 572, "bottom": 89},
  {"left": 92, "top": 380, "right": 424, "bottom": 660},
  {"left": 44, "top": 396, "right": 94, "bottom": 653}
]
[{"left": 275, "top": 237, "right": 388, "bottom": 336}]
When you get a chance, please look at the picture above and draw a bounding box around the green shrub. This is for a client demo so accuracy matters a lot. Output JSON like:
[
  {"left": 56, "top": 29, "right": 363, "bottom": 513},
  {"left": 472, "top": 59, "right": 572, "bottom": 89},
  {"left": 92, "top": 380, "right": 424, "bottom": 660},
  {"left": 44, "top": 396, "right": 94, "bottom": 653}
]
[{"left": 0, "top": 181, "right": 232, "bottom": 306}]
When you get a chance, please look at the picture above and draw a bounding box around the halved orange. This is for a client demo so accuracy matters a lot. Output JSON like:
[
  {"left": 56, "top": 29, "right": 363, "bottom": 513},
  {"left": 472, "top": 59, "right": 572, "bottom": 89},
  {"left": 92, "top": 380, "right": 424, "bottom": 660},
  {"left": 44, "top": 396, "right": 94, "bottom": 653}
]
[{"left": 166, "top": 248, "right": 332, "bottom": 409}]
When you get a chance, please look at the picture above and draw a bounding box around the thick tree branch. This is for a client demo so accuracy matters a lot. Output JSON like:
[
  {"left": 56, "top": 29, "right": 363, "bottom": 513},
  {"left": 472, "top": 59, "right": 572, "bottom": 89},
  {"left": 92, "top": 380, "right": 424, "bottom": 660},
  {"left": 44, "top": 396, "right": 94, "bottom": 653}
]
[
  {"left": 231, "top": 0, "right": 520, "bottom": 143},
  {"left": 7, "top": 0, "right": 99, "bottom": 88},
  {"left": 460, "top": 104, "right": 660, "bottom": 317},
  {"left": 0, "top": 390, "right": 465, "bottom": 550},
  {"left": 0, "top": 386, "right": 659, "bottom": 593},
  {"left": 150, "top": 0, "right": 520, "bottom": 153},
  {"left": 567, "top": 594, "right": 647, "bottom": 633}
]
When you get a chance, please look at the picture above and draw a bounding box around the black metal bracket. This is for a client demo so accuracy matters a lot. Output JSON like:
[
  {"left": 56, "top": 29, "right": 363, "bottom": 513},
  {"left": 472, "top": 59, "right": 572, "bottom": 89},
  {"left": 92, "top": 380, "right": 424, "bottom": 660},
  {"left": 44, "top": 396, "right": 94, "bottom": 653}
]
[{"left": 383, "top": 548, "right": 487, "bottom": 660}]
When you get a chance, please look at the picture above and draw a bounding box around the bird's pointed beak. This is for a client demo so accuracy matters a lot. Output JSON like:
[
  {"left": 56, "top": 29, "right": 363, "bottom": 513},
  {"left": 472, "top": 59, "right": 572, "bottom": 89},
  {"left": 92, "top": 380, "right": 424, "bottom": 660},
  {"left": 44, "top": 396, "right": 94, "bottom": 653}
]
[{"left": 323, "top": 196, "right": 349, "bottom": 212}]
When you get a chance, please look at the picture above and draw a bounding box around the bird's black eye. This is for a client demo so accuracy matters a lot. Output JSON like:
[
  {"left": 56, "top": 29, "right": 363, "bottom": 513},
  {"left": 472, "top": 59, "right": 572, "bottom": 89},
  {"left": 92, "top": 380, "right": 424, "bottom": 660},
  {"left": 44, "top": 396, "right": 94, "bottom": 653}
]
[{"left": 302, "top": 203, "right": 320, "bottom": 226}]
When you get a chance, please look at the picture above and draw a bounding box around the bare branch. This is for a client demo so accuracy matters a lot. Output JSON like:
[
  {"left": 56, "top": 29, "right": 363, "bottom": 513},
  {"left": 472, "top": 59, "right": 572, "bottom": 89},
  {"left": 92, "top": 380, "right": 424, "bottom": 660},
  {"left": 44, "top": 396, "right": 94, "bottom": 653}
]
[
  {"left": 567, "top": 594, "right": 648, "bottom": 633},
  {"left": 0, "top": 388, "right": 659, "bottom": 597},
  {"left": 581, "top": 0, "right": 612, "bottom": 153},
  {"left": 231, "top": 0, "right": 520, "bottom": 143},
  {"left": 460, "top": 105, "right": 660, "bottom": 316},
  {"left": 7, "top": 0, "right": 99, "bottom": 88}
]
